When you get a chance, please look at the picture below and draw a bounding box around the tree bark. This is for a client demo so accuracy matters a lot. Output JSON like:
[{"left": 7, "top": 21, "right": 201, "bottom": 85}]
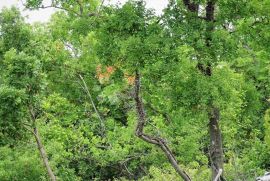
[
  {"left": 205, "top": 1, "right": 224, "bottom": 180},
  {"left": 29, "top": 106, "right": 57, "bottom": 181},
  {"left": 134, "top": 70, "right": 191, "bottom": 181},
  {"left": 214, "top": 169, "right": 223, "bottom": 181},
  {"left": 209, "top": 108, "right": 223, "bottom": 181},
  {"left": 183, "top": 0, "right": 199, "bottom": 13},
  {"left": 33, "top": 127, "right": 57, "bottom": 181},
  {"left": 182, "top": 0, "right": 225, "bottom": 179}
]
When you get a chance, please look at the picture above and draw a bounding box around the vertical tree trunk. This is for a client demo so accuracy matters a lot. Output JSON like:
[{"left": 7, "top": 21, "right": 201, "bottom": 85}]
[
  {"left": 205, "top": 1, "right": 224, "bottom": 180},
  {"left": 183, "top": 0, "right": 225, "bottom": 179},
  {"left": 209, "top": 108, "right": 223, "bottom": 181},
  {"left": 33, "top": 127, "right": 57, "bottom": 181}
]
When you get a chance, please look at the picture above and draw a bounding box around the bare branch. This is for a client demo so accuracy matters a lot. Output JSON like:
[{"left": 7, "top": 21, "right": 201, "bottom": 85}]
[
  {"left": 134, "top": 70, "right": 191, "bottom": 181},
  {"left": 33, "top": 126, "right": 57, "bottom": 181},
  {"left": 26, "top": 4, "right": 81, "bottom": 16},
  {"left": 214, "top": 169, "right": 223, "bottom": 181},
  {"left": 27, "top": 106, "right": 57, "bottom": 181},
  {"left": 78, "top": 74, "right": 106, "bottom": 137}
]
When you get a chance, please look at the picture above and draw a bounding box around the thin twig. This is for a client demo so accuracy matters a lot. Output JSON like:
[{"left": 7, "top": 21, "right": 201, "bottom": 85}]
[{"left": 78, "top": 74, "right": 106, "bottom": 137}]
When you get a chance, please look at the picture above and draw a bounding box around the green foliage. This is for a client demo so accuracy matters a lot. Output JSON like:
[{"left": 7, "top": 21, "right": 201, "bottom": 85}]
[
  {"left": 0, "top": 86, "right": 27, "bottom": 146},
  {"left": 3, "top": 49, "right": 44, "bottom": 92},
  {"left": 25, "top": 0, "right": 100, "bottom": 17},
  {"left": 0, "top": 145, "right": 46, "bottom": 181},
  {"left": 0, "top": 0, "right": 269, "bottom": 180},
  {"left": 0, "top": 7, "right": 31, "bottom": 53},
  {"left": 265, "top": 109, "right": 270, "bottom": 146}
]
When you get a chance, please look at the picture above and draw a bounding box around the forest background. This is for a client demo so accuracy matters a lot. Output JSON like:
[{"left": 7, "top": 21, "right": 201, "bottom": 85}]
[{"left": 0, "top": 0, "right": 270, "bottom": 180}]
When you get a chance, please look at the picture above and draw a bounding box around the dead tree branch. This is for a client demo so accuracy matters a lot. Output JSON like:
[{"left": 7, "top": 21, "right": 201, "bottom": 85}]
[
  {"left": 28, "top": 106, "right": 57, "bottom": 181},
  {"left": 134, "top": 70, "right": 191, "bottom": 181},
  {"left": 78, "top": 74, "right": 106, "bottom": 137},
  {"left": 33, "top": 126, "right": 57, "bottom": 181}
]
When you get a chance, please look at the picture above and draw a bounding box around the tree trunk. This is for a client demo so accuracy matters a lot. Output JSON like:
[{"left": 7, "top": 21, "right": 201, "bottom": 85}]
[
  {"left": 205, "top": 1, "right": 225, "bottom": 180},
  {"left": 182, "top": 0, "right": 225, "bottom": 179},
  {"left": 33, "top": 127, "right": 57, "bottom": 181},
  {"left": 134, "top": 70, "right": 191, "bottom": 181},
  {"left": 209, "top": 108, "right": 223, "bottom": 181}
]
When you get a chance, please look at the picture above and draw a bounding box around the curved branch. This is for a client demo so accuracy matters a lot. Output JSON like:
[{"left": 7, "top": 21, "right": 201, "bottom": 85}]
[{"left": 134, "top": 70, "right": 191, "bottom": 181}]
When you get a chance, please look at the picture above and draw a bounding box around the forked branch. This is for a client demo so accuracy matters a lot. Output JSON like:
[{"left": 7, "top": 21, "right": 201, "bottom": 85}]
[{"left": 134, "top": 70, "right": 191, "bottom": 181}]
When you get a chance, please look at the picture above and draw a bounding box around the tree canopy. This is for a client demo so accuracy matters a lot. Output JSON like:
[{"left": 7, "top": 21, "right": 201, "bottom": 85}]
[{"left": 0, "top": 0, "right": 269, "bottom": 180}]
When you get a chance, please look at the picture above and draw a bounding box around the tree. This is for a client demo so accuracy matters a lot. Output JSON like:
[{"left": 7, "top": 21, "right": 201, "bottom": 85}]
[
  {"left": 0, "top": 8, "right": 56, "bottom": 181},
  {"left": 0, "top": 0, "right": 268, "bottom": 180},
  {"left": 162, "top": 0, "right": 269, "bottom": 179}
]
